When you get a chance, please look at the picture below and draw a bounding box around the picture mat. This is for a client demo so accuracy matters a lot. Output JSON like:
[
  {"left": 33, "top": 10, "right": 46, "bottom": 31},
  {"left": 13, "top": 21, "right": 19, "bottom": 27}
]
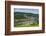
[{"left": 11, "top": 5, "right": 42, "bottom": 31}]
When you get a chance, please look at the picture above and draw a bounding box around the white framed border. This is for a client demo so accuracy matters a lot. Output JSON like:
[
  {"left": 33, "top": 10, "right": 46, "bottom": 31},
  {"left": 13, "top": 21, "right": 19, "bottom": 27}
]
[{"left": 11, "top": 5, "right": 42, "bottom": 31}]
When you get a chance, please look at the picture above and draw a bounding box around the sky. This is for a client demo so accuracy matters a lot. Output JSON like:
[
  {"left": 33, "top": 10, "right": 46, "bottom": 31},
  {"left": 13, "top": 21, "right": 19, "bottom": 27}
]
[{"left": 14, "top": 8, "right": 39, "bottom": 14}]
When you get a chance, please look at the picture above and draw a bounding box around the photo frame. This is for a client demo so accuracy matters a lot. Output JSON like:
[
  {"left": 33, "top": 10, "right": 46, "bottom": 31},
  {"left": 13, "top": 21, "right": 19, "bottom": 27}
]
[{"left": 5, "top": 1, "right": 45, "bottom": 35}]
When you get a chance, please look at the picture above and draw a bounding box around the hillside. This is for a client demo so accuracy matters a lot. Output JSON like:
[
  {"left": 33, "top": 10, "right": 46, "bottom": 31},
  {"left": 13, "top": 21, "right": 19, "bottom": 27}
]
[
  {"left": 14, "top": 12, "right": 39, "bottom": 27},
  {"left": 14, "top": 12, "right": 39, "bottom": 19}
]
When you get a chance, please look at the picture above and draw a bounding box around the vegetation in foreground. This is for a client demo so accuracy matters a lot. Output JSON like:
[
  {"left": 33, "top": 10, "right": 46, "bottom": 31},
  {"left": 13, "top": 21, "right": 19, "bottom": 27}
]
[{"left": 14, "top": 23, "right": 39, "bottom": 27}]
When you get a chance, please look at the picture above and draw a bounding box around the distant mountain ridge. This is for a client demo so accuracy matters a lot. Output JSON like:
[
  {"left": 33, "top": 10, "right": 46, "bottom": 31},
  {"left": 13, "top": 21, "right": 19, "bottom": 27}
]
[{"left": 14, "top": 12, "right": 38, "bottom": 14}]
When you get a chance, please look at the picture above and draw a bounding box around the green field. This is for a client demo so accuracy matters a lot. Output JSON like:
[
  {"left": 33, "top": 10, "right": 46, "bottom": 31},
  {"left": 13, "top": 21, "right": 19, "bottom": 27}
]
[{"left": 14, "top": 23, "right": 39, "bottom": 27}]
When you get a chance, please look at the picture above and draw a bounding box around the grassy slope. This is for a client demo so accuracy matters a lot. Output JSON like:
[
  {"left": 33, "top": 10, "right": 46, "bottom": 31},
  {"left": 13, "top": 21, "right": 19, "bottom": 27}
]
[{"left": 14, "top": 23, "right": 39, "bottom": 27}]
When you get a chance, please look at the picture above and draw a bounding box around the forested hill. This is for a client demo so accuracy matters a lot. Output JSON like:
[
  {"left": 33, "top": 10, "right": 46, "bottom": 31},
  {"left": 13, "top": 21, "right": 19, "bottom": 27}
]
[{"left": 14, "top": 12, "right": 39, "bottom": 19}]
